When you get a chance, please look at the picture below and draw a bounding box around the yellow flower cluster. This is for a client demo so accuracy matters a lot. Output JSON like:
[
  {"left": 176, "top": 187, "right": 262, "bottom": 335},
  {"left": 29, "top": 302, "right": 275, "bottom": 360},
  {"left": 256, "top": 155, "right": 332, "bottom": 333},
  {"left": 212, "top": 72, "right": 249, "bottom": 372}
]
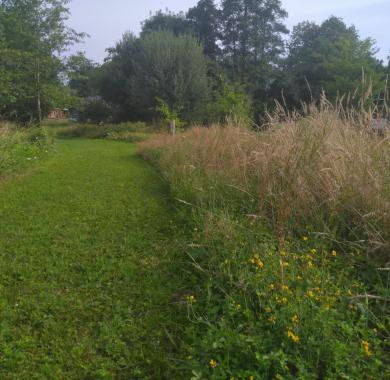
[
  {"left": 287, "top": 329, "right": 300, "bottom": 343},
  {"left": 306, "top": 290, "right": 315, "bottom": 298},
  {"left": 291, "top": 314, "right": 299, "bottom": 324},
  {"left": 362, "top": 340, "right": 372, "bottom": 357},
  {"left": 209, "top": 359, "right": 218, "bottom": 368},
  {"left": 249, "top": 254, "right": 264, "bottom": 269}
]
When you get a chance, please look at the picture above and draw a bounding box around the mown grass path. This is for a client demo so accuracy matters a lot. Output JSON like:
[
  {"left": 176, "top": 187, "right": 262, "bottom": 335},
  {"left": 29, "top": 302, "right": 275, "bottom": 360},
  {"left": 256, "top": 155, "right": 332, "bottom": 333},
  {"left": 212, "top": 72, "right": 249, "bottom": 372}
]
[{"left": 0, "top": 140, "right": 187, "bottom": 379}]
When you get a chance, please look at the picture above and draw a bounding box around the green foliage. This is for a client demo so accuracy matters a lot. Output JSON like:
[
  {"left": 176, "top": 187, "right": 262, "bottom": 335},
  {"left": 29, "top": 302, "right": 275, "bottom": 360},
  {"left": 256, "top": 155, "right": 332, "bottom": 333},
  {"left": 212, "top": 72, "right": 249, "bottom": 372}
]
[
  {"left": 208, "top": 81, "right": 252, "bottom": 123},
  {"left": 280, "top": 17, "right": 385, "bottom": 106},
  {"left": 155, "top": 97, "right": 184, "bottom": 129},
  {"left": 100, "top": 30, "right": 209, "bottom": 123},
  {"left": 220, "top": 0, "right": 288, "bottom": 80},
  {"left": 0, "top": 0, "right": 84, "bottom": 124},
  {"left": 56, "top": 121, "right": 149, "bottom": 142},
  {"left": 77, "top": 97, "right": 114, "bottom": 124},
  {"left": 66, "top": 52, "right": 99, "bottom": 98},
  {"left": 187, "top": 0, "right": 220, "bottom": 58},
  {"left": 141, "top": 10, "right": 192, "bottom": 37},
  {"left": 183, "top": 225, "right": 388, "bottom": 379},
  {"left": 0, "top": 123, "right": 53, "bottom": 178}
]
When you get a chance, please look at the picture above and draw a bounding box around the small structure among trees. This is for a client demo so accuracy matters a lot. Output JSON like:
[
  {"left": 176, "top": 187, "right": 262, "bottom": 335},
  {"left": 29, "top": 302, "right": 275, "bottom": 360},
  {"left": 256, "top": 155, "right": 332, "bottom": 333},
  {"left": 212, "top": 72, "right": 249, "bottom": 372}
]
[{"left": 48, "top": 108, "right": 69, "bottom": 120}]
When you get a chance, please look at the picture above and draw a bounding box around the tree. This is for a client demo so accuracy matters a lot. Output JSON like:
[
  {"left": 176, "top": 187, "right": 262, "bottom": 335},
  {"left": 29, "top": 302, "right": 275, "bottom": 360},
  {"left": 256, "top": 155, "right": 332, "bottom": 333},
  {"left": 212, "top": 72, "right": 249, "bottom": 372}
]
[
  {"left": 0, "top": 0, "right": 84, "bottom": 124},
  {"left": 66, "top": 52, "right": 98, "bottom": 98},
  {"left": 140, "top": 10, "right": 192, "bottom": 37},
  {"left": 97, "top": 33, "right": 141, "bottom": 121},
  {"left": 98, "top": 31, "right": 209, "bottom": 123},
  {"left": 220, "top": 0, "right": 288, "bottom": 80},
  {"left": 186, "top": 0, "right": 220, "bottom": 59},
  {"left": 132, "top": 31, "right": 209, "bottom": 122},
  {"left": 281, "top": 17, "right": 384, "bottom": 106}
]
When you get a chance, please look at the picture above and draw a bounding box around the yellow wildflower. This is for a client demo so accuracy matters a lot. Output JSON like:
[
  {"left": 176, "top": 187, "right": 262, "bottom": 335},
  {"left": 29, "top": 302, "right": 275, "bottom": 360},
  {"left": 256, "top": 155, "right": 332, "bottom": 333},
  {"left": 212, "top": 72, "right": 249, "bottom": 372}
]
[
  {"left": 306, "top": 290, "right": 315, "bottom": 298},
  {"left": 297, "top": 275, "right": 303, "bottom": 281},
  {"left": 250, "top": 255, "right": 264, "bottom": 269},
  {"left": 235, "top": 303, "right": 242, "bottom": 310},
  {"left": 281, "top": 285, "right": 289, "bottom": 291},
  {"left": 265, "top": 306, "right": 272, "bottom": 313},
  {"left": 281, "top": 297, "right": 288, "bottom": 304},
  {"left": 307, "top": 261, "right": 314, "bottom": 269},
  {"left": 362, "top": 340, "right": 372, "bottom": 357},
  {"left": 287, "top": 329, "right": 300, "bottom": 343},
  {"left": 280, "top": 251, "right": 287, "bottom": 257},
  {"left": 310, "top": 248, "right": 317, "bottom": 254},
  {"left": 186, "top": 295, "right": 196, "bottom": 304},
  {"left": 209, "top": 359, "right": 218, "bottom": 368},
  {"left": 291, "top": 314, "right": 299, "bottom": 324},
  {"left": 269, "top": 283, "right": 275, "bottom": 290},
  {"left": 282, "top": 261, "right": 289, "bottom": 267},
  {"left": 303, "top": 236, "right": 309, "bottom": 241},
  {"left": 332, "top": 250, "right": 337, "bottom": 257}
]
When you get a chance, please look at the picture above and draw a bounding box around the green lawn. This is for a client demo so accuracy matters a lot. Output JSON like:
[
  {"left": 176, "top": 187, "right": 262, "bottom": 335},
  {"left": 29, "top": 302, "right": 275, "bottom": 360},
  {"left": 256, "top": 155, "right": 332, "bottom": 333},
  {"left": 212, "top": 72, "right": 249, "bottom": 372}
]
[{"left": 0, "top": 139, "right": 188, "bottom": 379}]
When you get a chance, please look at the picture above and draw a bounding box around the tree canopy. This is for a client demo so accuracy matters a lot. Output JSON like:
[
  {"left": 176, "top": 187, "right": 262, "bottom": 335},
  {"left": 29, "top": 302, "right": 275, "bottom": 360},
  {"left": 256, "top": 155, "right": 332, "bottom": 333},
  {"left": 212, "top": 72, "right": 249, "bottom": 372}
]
[
  {"left": 0, "top": 0, "right": 84, "bottom": 124},
  {"left": 0, "top": 0, "right": 388, "bottom": 125}
]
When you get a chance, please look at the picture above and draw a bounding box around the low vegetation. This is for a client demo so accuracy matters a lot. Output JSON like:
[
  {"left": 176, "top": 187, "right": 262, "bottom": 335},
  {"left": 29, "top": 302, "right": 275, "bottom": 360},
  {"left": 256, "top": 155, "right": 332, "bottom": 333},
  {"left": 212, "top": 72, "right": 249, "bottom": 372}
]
[
  {"left": 0, "top": 139, "right": 191, "bottom": 378},
  {"left": 0, "top": 122, "right": 53, "bottom": 180},
  {"left": 55, "top": 121, "right": 151, "bottom": 143},
  {"left": 140, "top": 102, "right": 390, "bottom": 379}
]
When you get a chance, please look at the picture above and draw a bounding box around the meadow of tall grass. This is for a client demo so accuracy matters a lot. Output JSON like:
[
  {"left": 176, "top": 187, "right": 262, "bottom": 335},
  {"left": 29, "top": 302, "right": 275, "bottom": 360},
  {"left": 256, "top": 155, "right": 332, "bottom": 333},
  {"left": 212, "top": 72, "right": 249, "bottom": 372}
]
[
  {"left": 140, "top": 100, "right": 390, "bottom": 378},
  {"left": 0, "top": 122, "right": 53, "bottom": 180}
]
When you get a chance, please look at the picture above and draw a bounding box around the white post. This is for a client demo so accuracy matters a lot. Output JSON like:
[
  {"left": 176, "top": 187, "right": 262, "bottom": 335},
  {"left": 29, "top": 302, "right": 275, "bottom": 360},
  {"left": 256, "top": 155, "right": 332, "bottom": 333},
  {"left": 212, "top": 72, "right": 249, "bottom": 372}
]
[{"left": 170, "top": 119, "right": 176, "bottom": 136}]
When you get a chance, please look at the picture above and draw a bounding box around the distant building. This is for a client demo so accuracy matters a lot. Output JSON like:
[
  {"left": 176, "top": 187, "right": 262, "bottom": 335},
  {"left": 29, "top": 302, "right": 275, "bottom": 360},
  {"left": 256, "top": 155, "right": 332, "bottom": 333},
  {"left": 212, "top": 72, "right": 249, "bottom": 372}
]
[{"left": 48, "top": 108, "right": 69, "bottom": 120}]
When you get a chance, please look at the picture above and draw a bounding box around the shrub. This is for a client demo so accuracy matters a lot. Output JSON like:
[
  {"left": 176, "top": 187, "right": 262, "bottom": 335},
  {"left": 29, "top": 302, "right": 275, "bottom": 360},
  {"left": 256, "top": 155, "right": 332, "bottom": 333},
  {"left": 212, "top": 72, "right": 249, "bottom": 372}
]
[
  {"left": 0, "top": 123, "right": 53, "bottom": 179},
  {"left": 56, "top": 121, "right": 150, "bottom": 142},
  {"left": 77, "top": 97, "right": 114, "bottom": 124}
]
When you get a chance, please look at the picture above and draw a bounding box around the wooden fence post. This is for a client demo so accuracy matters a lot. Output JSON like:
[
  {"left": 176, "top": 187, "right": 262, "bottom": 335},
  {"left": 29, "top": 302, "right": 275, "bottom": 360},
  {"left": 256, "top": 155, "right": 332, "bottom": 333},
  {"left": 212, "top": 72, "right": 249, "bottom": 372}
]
[{"left": 170, "top": 119, "right": 176, "bottom": 136}]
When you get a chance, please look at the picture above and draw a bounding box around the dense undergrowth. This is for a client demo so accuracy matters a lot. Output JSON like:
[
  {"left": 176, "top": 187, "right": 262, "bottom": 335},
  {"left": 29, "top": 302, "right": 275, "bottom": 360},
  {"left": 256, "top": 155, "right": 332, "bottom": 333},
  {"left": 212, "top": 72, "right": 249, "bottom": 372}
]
[
  {"left": 0, "top": 122, "right": 53, "bottom": 180},
  {"left": 55, "top": 121, "right": 151, "bottom": 143},
  {"left": 140, "top": 103, "right": 390, "bottom": 379}
]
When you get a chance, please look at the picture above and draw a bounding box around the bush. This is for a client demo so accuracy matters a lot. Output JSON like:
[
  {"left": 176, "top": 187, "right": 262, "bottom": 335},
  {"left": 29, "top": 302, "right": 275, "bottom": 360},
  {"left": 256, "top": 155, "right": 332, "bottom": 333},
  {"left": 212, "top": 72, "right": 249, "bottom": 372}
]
[
  {"left": 207, "top": 81, "right": 252, "bottom": 124},
  {"left": 0, "top": 123, "right": 53, "bottom": 178},
  {"left": 77, "top": 97, "right": 114, "bottom": 124},
  {"left": 139, "top": 102, "right": 390, "bottom": 378},
  {"left": 56, "top": 121, "right": 150, "bottom": 142}
]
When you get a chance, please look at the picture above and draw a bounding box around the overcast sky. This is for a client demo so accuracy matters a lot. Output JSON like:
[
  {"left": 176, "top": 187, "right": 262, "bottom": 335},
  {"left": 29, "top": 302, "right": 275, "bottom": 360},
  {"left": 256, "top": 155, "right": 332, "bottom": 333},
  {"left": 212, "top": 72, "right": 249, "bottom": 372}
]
[{"left": 67, "top": 0, "right": 390, "bottom": 63}]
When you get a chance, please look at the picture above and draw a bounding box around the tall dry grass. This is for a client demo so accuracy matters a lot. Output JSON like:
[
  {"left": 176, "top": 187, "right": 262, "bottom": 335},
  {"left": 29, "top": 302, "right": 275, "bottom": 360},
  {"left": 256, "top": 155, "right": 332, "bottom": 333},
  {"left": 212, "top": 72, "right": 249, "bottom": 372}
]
[{"left": 140, "top": 100, "right": 390, "bottom": 259}]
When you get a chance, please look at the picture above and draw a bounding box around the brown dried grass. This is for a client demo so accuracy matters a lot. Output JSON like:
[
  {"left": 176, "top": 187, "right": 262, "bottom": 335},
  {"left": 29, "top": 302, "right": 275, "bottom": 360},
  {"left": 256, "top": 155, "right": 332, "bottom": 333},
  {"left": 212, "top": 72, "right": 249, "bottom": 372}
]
[{"left": 140, "top": 101, "right": 390, "bottom": 257}]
